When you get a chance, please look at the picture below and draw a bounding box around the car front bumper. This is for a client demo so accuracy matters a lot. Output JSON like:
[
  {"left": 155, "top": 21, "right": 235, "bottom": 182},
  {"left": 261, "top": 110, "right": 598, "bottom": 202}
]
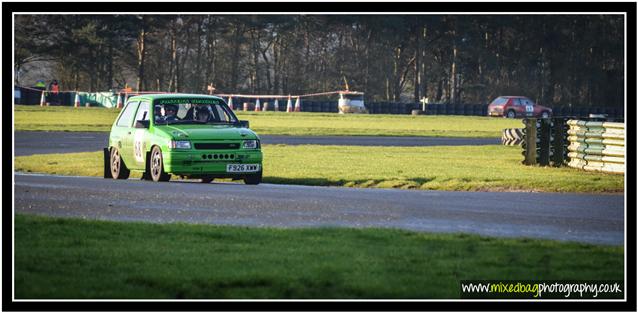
[{"left": 162, "top": 149, "right": 263, "bottom": 176}]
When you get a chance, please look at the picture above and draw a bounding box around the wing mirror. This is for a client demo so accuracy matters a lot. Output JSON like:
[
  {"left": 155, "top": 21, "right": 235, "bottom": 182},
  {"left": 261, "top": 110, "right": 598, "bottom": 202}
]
[
  {"left": 237, "top": 120, "right": 250, "bottom": 128},
  {"left": 135, "top": 120, "right": 150, "bottom": 129}
]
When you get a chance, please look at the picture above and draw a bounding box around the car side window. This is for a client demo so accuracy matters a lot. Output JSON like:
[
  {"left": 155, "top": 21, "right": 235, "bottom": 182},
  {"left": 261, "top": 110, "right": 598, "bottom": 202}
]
[
  {"left": 116, "top": 101, "right": 139, "bottom": 127},
  {"left": 134, "top": 101, "right": 150, "bottom": 122},
  {"left": 513, "top": 99, "right": 522, "bottom": 106},
  {"left": 214, "top": 104, "right": 231, "bottom": 122}
]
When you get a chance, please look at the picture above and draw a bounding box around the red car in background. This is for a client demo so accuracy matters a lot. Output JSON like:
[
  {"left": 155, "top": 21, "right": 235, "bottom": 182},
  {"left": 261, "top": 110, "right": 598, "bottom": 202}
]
[{"left": 487, "top": 96, "right": 552, "bottom": 118}]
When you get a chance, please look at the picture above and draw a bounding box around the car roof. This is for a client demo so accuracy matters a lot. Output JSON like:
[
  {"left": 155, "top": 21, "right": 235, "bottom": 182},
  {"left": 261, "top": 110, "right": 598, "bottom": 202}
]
[
  {"left": 498, "top": 96, "right": 529, "bottom": 99},
  {"left": 128, "top": 93, "right": 225, "bottom": 101}
]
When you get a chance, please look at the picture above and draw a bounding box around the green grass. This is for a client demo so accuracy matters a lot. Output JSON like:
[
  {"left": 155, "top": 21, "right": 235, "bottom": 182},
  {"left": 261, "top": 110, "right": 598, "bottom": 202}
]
[
  {"left": 15, "top": 214, "right": 623, "bottom": 299},
  {"left": 234, "top": 111, "right": 522, "bottom": 137},
  {"left": 14, "top": 105, "right": 522, "bottom": 137},
  {"left": 14, "top": 105, "right": 122, "bottom": 132},
  {"left": 14, "top": 145, "right": 624, "bottom": 193}
]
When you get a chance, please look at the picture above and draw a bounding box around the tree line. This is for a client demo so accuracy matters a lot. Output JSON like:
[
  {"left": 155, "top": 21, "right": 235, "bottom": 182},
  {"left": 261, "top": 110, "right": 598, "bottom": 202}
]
[{"left": 15, "top": 14, "right": 624, "bottom": 107}]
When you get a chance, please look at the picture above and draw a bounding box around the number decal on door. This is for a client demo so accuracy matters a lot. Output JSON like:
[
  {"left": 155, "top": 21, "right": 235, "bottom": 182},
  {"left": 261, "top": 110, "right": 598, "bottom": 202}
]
[
  {"left": 134, "top": 130, "right": 145, "bottom": 163},
  {"left": 525, "top": 105, "right": 534, "bottom": 113}
]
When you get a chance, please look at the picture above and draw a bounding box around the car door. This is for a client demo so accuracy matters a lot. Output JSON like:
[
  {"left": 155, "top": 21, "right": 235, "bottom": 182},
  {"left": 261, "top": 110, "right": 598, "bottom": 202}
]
[
  {"left": 131, "top": 101, "right": 150, "bottom": 170},
  {"left": 113, "top": 100, "right": 139, "bottom": 167},
  {"left": 512, "top": 98, "right": 526, "bottom": 116}
]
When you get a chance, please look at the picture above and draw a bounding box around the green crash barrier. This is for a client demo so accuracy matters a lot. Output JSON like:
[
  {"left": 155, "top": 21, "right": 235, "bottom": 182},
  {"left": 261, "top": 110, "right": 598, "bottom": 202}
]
[
  {"left": 567, "top": 129, "right": 624, "bottom": 140},
  {"left": 567, "top": 152, "right": 624, "bottom": 164},
  {"left": 523, "top": 118, "right": 625, "bottom": 174},
  {"left": 566, "top": 119, "right": 625, "bottom": 174},
  {"left": 566, "top": 136, "right": 625, "bottom": 146},
  {"left": 567, "top": 142, "right": 625, "bottom": 156}
]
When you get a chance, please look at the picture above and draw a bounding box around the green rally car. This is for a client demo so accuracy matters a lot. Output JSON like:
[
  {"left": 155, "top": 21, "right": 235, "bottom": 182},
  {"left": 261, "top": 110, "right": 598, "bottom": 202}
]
[{"left": 104, "top": 94, "right": 263, "bottom": 184}]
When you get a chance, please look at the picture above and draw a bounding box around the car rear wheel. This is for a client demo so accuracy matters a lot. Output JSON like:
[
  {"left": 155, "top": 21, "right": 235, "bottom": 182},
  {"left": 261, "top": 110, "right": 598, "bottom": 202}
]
[
  {"left": 110, "top": 147, "right": 130, "bottom": 179},
  {"left": 150, "top": 146, "right": 171, "bottom": 182},
  {"left": 244, "top": 171, "right": 262, "bottom": 185},
  {"left": 506, "top": 110, "right": 516, "bottom": 118},
  {"left": 201, "top": 177, "right": 214, "bottom": 183},
  {"left": 541, "top": 111, "right": 550, "bottom": 119}
]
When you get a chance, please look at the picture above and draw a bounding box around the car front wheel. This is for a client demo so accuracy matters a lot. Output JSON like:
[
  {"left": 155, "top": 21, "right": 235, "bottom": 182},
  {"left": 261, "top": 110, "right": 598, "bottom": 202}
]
[
  {"left": 149, "top": 146, "right": 171, "bottom": 182},
  {"left": 110, "top": 147, "right": 130, "bottom": 179},
  {"left": 506, "top": 110, "right": 516, "bottom": 118},
  {"left": 244, "top": 171, "right": 262, "bottom": 185}
]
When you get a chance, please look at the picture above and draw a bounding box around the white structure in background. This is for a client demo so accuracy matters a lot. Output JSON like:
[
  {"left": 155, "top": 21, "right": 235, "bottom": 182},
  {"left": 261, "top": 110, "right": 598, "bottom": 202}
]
[{"left": 338, "top": 91, "right": 367, "bottom": 114}]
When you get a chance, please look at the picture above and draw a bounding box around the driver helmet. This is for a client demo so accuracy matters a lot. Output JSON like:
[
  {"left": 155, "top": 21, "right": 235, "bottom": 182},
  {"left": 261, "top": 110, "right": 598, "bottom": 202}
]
[{"left": 162, "top": 104, "right": 178, "bottom": 116}]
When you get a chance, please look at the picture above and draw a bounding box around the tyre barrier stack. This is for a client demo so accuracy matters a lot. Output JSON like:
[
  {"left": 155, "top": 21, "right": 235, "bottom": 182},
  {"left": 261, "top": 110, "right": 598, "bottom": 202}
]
[
  {"left": 501, "top": 128, "right": 524, "bottom": 146},
  {"left": 521, "top": 117, "right": 569, "bottom": 167},
  {"left": 566, "top": 120, "right": 625, "bottom": 174}
]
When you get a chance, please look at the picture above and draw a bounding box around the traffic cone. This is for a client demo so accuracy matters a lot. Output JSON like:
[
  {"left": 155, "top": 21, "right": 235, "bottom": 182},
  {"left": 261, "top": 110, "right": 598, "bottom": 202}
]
[
  {"left": 40, "top": 91, "right": 46, "bottom": 107},
  {"left": 286, "top": 97, "right": 293, "bottom": 113},
  {"left": 274, "top": 99, "right": 279, "bottom": 111},
  {"left": 254, "top": 99, "right": 261, "bottom": 112},
  {"left": 294, "top": 97, "right": 301, "bottom": 112},
  {"left": 263, "top": 102, "right": 269, "bottom": 112},
  {"left": 116, "top": 93, "right": 123, "bottom": 109},
  {"left": 74, "top": 93, "right": 81, "bottom": 108},
  {"left": 243, "top": 102, "right": 248, "bottom": 111},
  {"left": 227, "top": 97, "right": 234, "bottom": 110}
]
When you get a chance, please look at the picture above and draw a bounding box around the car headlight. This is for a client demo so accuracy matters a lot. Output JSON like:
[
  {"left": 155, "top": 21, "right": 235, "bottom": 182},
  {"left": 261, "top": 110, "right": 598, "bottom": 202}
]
[
  {"left": 169, "top": 140, "right": 191, "bottom": 149},
  {"left": 242, "top": 140, "right": 259, "bottom": 149}
]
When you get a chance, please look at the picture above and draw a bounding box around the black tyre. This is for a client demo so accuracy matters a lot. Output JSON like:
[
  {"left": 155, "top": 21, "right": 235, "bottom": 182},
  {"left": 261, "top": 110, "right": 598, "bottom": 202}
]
[
  {"left": 506, "top": 110, "right": 516, "bottom": 118},
  {"left": 243, "top": 171, "right": 262, "bottom": 185},
  {"left": 201, "top": 177, "right": 214, "bottom": 183},
  {"left": 103, "top": 148, "right": 112, "bottom": 178},
  {"left": 149, "top": 146, "right": 171, "bottom": 182},
  {"left": 141, "top": 151, "right": 152, "bottom": 180},
  {"left": 110, "top": 147, "right": 130, "bottom": 179}
]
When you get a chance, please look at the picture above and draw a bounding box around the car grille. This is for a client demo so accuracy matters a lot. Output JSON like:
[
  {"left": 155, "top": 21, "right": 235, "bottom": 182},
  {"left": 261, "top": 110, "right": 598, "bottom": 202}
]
[
  {"left": 199, "top": 153, "right": 237, "bottom": 160},
  {"left": 194, "top": 143, "right": 240, "bottom": 150}
]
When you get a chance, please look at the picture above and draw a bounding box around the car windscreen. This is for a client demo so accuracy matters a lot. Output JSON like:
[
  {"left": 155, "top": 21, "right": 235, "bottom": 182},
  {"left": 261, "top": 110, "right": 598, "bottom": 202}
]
[{"left": 153, "top": 99, "right": 238, "bottom": 125}]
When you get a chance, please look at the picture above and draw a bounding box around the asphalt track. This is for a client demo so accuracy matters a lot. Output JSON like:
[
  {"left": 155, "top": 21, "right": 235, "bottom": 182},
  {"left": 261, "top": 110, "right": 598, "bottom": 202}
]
[
  {"left": 14, "top": 131, "right": 500, "bottom": 156},
  {"left": 14, "top": 173, "right": 624, "bottom": 245}
]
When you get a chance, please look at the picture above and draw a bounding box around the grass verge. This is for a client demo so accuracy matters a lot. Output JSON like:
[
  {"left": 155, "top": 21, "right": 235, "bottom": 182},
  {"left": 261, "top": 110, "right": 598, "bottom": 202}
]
[
  {"left": 14, "top": 105, "right": 522, "bottom": 137},
  {"left": 15, "top": 214, "right": 623, "bottom": 299},
  {"left": 14, "top": 145, "right": 623, "bottom": 193}
]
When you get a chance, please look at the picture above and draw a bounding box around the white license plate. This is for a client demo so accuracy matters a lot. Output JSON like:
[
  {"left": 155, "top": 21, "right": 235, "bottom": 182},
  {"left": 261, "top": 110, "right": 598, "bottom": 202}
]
[{"left": 226, "top": 164, "right": 260, "bottom": 173}]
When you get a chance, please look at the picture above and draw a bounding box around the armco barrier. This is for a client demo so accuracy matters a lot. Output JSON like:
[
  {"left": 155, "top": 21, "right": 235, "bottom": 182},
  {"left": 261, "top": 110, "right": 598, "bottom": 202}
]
[{"left": 566, "top": 120, "right": 625, "bottom": 174}]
